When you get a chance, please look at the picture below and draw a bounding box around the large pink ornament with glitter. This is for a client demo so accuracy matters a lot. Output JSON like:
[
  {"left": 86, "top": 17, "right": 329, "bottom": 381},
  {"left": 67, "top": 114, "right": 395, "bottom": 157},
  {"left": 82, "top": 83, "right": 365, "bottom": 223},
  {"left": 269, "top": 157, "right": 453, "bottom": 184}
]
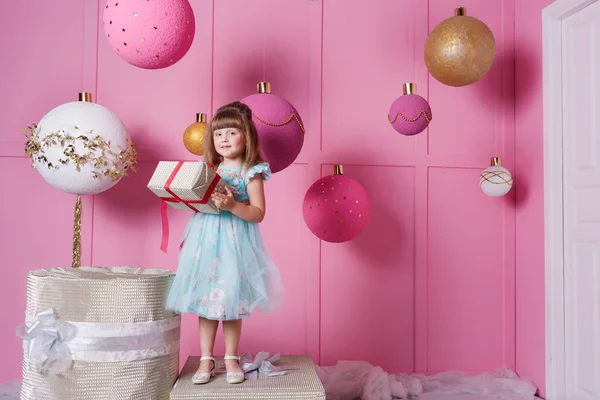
[
  {"left": 103, "top": 0, "right": 195, "bottom": 69},
  {"left": 303, "top": 166, "right": 371, "bottom": 243},
  {"left": 388, "top": 83, "right": 432, "bottom": 136},
  {"left": 241, "top": 82, "right": 305, "bottom": 174}
]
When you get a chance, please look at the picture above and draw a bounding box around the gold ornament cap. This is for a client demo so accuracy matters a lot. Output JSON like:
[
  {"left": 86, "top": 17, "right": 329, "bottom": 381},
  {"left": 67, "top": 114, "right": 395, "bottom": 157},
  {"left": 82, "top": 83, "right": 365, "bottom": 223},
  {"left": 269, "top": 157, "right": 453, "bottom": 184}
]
[
  {"left": 333, "top": 165, "right": 344, "bottom": 175},
  {"left": 78, "top": 92, "right": 93, "bottom": 102},
  {"left": 196, "top": 113, "right": 207, "bottom": 123},
  {"left": 491, "top": 157, "right": 502, "bottom": 166},
  {"left": 403, "top": 83, "right": 417, "bottom": 95},
  {"left": 455, "top": 7, "right": 466, "bottom": 16},
  {"left": 257, "top": 82, "right": 271, "bottom": 94}
]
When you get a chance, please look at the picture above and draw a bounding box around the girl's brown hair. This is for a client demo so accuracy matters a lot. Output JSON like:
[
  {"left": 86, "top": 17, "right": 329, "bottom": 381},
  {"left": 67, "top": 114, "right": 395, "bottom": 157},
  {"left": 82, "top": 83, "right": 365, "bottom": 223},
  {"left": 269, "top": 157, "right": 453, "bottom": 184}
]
[{"left": 203, "top": 101, "right": 263, "bottom": 169}]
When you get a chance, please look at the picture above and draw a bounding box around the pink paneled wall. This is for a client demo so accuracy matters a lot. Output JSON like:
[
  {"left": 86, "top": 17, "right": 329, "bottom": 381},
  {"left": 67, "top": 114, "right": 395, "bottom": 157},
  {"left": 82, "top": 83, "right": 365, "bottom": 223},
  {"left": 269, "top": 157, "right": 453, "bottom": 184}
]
[
  {"left": 515, "top": 0, "right": 555, "bottom": 397},
  {"left": 0, "top": 0, "right": 545, "bottom": 392}
]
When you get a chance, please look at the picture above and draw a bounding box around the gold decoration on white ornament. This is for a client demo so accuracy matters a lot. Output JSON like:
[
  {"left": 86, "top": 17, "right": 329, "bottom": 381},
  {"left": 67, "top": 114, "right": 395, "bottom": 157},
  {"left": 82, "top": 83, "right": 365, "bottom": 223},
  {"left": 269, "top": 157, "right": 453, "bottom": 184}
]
[
  {"left": 24, "top": 92, "right": 137, "bottom": 196},
  {"left": 479, "top": 157, "right": 513, "bottom": 196}
]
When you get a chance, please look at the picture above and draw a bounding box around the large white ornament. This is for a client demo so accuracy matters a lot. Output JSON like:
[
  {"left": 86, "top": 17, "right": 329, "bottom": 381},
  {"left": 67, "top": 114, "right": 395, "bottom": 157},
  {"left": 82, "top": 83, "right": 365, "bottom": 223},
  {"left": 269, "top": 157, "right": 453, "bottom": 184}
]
[
  {"left": 479, "top": 157, "right": 513, "bottom": 197},
  {"left": 26, "top": 93, "right": 136, "bottom": 195}
]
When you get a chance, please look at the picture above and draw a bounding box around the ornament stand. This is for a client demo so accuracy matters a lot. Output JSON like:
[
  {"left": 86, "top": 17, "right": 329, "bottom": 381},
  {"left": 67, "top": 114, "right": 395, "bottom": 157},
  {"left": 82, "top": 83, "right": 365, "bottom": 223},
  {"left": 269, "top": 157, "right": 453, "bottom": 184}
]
[
  {"left": 70, "top": 92, "right": 91, "bottom": 268},
  {"left": 71, "top": 195, "right": 82, "bottom": 268},
  {"left": 19, "top": 89, "right": 177, "bottom": 398},
  {"left": 23, "top": 90, "right": 138, "bottom": 268}
]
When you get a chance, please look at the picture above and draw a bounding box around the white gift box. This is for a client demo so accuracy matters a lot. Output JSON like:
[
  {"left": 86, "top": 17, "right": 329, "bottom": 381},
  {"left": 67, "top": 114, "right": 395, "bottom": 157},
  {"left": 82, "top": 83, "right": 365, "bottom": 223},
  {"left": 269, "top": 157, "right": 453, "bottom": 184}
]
[
  {"left": 19, "top": 266, "right": 180, "bottom": 400},
  {"left": 170, "top": 355, "right": 326, "bottom": 399},
  {"left": 147, "top": 161, "right": 228, "bottom": 214}
]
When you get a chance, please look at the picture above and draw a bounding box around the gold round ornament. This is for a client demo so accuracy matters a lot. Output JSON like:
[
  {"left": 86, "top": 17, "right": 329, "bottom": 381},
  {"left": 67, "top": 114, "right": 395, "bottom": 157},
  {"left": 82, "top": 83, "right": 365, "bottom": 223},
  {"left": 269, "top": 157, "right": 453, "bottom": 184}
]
[
  {"left": 183, "top": 113, "right": 207, "bottom": 156},
  {"left": 424, "top": 7, "right": 496, "bottom": 87}
]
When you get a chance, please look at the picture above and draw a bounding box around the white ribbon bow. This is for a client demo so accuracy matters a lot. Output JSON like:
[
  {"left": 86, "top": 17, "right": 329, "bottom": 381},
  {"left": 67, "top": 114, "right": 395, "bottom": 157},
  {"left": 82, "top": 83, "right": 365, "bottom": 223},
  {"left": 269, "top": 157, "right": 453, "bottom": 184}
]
[
  {"left": 17, "top": 308, "right": 74, "bottom": 374},
  {"left": 239, "top": 351, "right": 297, "bottom": 380},
  {"left": 17, "top": 309, "right": 180, "bottom": 371}
]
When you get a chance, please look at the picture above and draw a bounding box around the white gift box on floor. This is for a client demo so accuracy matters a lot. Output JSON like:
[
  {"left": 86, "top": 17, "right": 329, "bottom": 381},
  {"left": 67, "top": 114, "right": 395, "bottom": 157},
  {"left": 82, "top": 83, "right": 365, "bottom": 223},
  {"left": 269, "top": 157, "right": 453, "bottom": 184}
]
[
  {"left": 170, "top": 355, "right": 326, "bottom": 399},
  {"left": 147, "top": 161, "right": 229, "bottom": 214},
  {"left": 18, "top": 267, "right": 180, "bottom": 400}
]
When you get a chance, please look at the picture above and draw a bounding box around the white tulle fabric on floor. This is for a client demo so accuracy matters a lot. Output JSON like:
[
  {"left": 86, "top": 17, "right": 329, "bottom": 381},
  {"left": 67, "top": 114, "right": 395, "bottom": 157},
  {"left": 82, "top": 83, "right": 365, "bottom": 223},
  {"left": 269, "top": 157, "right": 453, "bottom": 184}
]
[
  {"left": 0, "top": 361, "right": 539, "bottom": 400},
  {"left": 315, "top": 361, "right": 538, "bottom": 400},
  {"left": 0, "top": 380, "right": 20, "bottom": 400}
]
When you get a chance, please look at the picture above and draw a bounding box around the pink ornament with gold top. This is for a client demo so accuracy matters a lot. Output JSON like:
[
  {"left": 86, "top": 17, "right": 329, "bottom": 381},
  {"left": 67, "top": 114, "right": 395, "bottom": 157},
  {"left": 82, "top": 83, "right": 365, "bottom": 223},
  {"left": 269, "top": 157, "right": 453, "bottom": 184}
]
[
  {"left": 103, "top": 0, "right": 195, "bottom": 69},
  {"left": 303, "top": 166, "right": 371, "bottom": 243},
  {"left": 388, "top": 83, "right": 432, "bottom": 136},
  {"left": 241, "top": 82, "right": 305, "bottom": 174}
]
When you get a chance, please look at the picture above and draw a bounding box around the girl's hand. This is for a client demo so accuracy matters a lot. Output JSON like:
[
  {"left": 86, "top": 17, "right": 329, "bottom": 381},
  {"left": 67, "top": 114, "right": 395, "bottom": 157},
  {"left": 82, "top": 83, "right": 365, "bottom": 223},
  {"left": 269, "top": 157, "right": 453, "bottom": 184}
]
[{"left": 211, "top": 186, "right": 236, "bottom": 210}]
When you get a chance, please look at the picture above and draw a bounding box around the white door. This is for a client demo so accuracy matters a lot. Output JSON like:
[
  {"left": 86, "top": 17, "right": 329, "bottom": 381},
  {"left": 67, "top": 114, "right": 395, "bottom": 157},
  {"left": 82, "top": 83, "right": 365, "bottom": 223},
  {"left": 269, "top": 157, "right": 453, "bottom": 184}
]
[
  {"left": 562, "top": 4, "right": 600, "bottom": 399},
  {"left": 544, "top": 0, "right": 600, "bottom": 399}
]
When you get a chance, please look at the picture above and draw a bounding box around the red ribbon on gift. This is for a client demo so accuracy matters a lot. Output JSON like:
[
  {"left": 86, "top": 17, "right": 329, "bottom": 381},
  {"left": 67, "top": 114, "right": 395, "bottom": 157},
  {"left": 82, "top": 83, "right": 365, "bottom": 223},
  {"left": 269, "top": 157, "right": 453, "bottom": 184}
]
[{"left": 159, "top": 161, "right": 220, "bottom": 253}]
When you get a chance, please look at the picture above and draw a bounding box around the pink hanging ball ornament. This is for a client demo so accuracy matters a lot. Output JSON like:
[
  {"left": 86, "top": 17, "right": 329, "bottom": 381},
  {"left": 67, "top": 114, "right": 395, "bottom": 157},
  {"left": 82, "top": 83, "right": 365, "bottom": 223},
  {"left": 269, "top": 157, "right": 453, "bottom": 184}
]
[
  {"left": 388, "top": 83, "right": 432, "bottom": 136},
  {"left": 303, "top": 165, "right": 371, "bottom": 243},
  {"left": 103, "top": 0, "right": 195, "bottom": 69},
  {"left": 241, "top": 82, "right": 305, "bottom": 174}
]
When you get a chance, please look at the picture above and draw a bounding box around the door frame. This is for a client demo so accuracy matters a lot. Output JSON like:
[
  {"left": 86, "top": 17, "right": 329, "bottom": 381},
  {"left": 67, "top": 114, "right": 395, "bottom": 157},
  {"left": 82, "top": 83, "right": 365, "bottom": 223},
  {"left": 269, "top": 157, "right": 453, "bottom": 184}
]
[{"left": 543, "top": 0, "right": 597, "bottom": 398}]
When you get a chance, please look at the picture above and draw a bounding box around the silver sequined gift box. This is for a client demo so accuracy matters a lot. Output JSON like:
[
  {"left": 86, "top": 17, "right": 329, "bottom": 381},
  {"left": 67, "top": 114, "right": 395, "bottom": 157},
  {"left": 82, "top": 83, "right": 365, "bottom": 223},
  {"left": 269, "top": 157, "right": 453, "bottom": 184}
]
[
  {"left": 170, "top": 355, "right": 326, "bottom": 400},
  {"left": 19, "top": 266, "right": 180, "bottom": 400}
]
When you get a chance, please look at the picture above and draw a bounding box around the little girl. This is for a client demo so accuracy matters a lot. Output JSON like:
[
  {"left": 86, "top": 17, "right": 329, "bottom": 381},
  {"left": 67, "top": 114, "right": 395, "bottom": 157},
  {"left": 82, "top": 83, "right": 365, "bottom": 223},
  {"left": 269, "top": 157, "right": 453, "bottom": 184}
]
[{"left": 166, "top": 101, "right": 284, "bottom": 384}]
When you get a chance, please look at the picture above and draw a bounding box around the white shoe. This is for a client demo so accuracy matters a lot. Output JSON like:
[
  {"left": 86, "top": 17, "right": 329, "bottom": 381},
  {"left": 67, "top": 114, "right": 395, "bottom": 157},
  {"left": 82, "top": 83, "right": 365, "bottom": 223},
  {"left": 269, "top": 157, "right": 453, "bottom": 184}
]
[
  {"left": 224, "top": 355, "right": 245, "bottom": 384},
  {"left": 192, "top": 356, "right": 215, "bottom": 384}
]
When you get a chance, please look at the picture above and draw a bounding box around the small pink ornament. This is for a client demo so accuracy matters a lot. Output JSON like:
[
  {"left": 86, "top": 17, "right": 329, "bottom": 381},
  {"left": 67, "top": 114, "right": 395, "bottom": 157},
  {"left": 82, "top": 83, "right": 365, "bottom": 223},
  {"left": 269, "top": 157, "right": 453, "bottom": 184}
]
[
  {"left": 241, "top": 82, "right": 305, "bottom": 174},
  {"left": 103, "top": 0, "right": 195, "bottom": 69},
  {"left": 303, "top": 166, "right": 371, "bottom": 243},
  {"left": 388, "top": 83, "right": 432, "bottom": 136}
]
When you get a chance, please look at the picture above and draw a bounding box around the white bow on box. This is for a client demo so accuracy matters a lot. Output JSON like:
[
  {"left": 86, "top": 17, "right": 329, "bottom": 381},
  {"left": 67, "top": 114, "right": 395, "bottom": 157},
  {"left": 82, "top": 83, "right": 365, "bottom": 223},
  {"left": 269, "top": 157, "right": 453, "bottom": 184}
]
[
  {"left": 17, "top": 309, "right": 74, "bottom": 374},
  {"left": 215, "top": 352, "right": 298, "bottom": 380},
  {"left": 17, "top": 307, "right": 181, "bottom": 375}
]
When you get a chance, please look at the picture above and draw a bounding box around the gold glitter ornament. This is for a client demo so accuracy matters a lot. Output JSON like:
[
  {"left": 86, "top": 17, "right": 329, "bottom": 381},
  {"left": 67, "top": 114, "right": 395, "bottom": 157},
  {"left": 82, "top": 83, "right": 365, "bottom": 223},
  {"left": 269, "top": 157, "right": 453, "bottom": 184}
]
[
  {"left": 424, "top": 7, "right": 496, "bottom": 87},
  {"left": 183, "top": 113, "right": 207, "bottom": 156}
]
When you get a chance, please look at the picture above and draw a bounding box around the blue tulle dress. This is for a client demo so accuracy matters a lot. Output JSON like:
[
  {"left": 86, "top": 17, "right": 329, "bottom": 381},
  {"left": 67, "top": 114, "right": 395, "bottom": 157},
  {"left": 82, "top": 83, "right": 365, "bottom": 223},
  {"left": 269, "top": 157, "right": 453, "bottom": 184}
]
[{"left": 166, "top": 162, "right": 284, "bottom": 321}]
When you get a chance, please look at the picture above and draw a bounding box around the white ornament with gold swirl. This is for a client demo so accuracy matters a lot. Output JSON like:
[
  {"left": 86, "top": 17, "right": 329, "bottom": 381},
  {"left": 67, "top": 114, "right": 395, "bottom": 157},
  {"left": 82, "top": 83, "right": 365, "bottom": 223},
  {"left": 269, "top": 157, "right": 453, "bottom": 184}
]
[{"left": 479, "top": 157, "right": 513, "bottom": 197}]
